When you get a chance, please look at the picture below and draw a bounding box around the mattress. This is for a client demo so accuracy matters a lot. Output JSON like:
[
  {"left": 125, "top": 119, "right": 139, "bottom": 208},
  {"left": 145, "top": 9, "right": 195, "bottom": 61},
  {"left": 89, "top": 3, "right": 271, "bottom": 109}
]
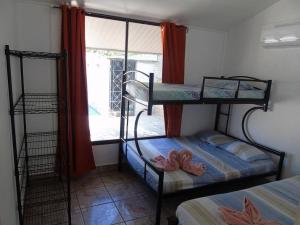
[
  {"left": 176, "top": 176, "right": 300, "bottom": 225},
  {"left": 123, "top": 135, "right": 275, "bottom": 193},
  {"left": 126, "top": 80, "right": 265, "bottom": 102}
]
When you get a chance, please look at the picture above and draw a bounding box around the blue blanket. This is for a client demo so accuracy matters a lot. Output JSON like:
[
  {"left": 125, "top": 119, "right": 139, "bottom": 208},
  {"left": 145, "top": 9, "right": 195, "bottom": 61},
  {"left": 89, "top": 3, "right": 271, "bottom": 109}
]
[{"left": 124, "top": 135, "right": 275, "bottom": 193}]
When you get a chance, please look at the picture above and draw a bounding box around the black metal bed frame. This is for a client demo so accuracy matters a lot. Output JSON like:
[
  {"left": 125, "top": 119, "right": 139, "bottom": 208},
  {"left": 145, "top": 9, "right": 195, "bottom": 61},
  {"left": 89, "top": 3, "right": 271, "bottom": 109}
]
[
  {"left": 5, "top": 45, "right": 71, "bottom": 225},
  {"left": 118, "top": 70, "right": 284, "bottom": 225}
]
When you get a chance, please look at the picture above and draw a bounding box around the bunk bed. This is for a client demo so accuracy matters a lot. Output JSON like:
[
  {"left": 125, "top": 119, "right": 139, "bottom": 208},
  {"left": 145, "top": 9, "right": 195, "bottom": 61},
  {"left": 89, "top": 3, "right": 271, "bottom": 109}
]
[{"left": 119, "top": 70, "right": 285, "bottom": 225}]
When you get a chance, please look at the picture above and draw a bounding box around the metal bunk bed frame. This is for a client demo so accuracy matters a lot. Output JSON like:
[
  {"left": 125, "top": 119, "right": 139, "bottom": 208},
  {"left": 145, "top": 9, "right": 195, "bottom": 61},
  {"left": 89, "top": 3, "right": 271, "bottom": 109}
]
[{"left": 119, "top": 70, "right": 285, "bottom": 225}]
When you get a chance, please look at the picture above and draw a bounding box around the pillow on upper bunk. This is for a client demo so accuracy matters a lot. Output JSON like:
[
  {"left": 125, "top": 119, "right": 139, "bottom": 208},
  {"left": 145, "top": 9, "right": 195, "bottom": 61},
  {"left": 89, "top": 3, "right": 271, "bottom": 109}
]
[
  {"left": 220, "top": 141, "right": 270, "bottom": 162},
  {"left": 207, "top": 80, "right": 259, "bottom": 90},
  {"left": 207, "top": 80, "right": 238, "bottom": 90},
  {"left": 239, "top": 81, "right": 260, "bottom": 90},
  {"left": 196, "top": 131, "right": 235, "bottom": 146}
]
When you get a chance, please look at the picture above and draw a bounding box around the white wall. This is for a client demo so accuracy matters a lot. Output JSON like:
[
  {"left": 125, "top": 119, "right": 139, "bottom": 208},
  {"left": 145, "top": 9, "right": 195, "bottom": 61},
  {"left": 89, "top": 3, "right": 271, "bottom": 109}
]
[
  {"left": 224, "top": 0, "right": 300, "bottom": 177},
  {"left": 15, "top": 1, "right": 61, "bottom": 134},
  {"left": 0, "top": 0, "right": 19, "bottom": 224},
  {"left": 181, "top": 26, "right": 226, "bottom": 136}
]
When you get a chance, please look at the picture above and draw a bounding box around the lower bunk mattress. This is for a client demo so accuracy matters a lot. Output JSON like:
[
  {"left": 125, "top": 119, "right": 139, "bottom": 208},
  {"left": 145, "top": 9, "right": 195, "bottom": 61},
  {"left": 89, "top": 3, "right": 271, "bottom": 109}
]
[
  {"left": 176, "top": 175, "right": 300, "bottom": 225},
  {"left": 123, "top": 135, "right": 276, "bottom": 194}
]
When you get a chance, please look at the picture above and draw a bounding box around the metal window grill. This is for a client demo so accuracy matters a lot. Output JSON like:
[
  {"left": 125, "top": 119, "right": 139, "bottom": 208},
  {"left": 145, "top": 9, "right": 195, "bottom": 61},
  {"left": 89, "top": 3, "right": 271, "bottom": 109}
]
[{"left": 110, "top": 59, "right": 136, "bottom": 115}]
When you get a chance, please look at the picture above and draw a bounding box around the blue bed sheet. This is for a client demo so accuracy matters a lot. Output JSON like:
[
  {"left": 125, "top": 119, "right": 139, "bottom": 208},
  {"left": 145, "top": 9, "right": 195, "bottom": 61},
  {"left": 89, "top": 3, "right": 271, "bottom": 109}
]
[{"left": 123, "top": 135, "right": 275, "bottom": 193}]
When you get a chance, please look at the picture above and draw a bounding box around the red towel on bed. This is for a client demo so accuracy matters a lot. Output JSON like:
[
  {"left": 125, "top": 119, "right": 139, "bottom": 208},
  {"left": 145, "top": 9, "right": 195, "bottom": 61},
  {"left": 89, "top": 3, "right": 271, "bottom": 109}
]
[
  {"left": 152, "top": 150, "right": 206, "bottom": 176},
  {"left": 178, "top": 150, "right": 206, "bottom": 176},
  {"left": 152, "top": 150, "right": 179, "bottom": 171},
  {"left": 220, "top": 197, "right": 283, "bottom": 225}
]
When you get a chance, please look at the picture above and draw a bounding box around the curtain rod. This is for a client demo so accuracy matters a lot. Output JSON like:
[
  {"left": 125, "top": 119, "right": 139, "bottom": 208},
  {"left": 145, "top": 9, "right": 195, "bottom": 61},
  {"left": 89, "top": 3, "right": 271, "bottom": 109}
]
[
  {"left": 51, "top": 5, "right": 160, "bottom": 26},
  {"left": 51, "top": 5, "right": 188, "bottom": 31}
]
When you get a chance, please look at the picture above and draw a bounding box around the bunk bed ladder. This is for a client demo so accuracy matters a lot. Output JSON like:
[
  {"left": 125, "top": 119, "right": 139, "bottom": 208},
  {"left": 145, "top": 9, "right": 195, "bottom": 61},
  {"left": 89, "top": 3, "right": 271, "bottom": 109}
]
[{"left": 215, "top": 104, "right": 232, "bottom": 134}]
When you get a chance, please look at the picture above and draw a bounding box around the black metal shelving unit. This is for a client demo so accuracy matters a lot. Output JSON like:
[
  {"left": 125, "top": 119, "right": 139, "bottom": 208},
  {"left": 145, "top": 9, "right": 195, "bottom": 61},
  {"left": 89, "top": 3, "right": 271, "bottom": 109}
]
[{"left": 5, "top": 45, "right": 71, "bottom": 225}]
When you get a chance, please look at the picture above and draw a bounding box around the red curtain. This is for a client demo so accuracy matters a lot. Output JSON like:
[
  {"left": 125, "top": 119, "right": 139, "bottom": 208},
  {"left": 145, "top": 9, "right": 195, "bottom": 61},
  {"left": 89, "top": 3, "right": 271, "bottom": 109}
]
[
  {"left": 60, "top": 5, "right": 95, "bottom": 177},
  {"left": 160, "top": 22, "right": 187, "bottom": 137}
]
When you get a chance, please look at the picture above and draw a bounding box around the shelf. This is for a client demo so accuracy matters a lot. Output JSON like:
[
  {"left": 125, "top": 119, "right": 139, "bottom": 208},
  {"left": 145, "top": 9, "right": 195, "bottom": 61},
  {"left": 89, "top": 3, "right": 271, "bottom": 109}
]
[
  {"left": 7, "top": 49, "right": 63, "bottom": 59},
  {"left": 23, "top": 177, "right": 68, "bottom": 225},
  {"left": 13, "top": 94, "right": 58, "bottom": 114},
  {"left": 18, "top": 132, "right": 61, "bottom": 177},
  {"left": 24, "top": 177, "right": 67, "bottom": 207},
  {"left": 18, "top": 133, "right": 70, "bottom": 225},
  {"left": 6, "top": 46, "right": 70, "bottom": 225}
]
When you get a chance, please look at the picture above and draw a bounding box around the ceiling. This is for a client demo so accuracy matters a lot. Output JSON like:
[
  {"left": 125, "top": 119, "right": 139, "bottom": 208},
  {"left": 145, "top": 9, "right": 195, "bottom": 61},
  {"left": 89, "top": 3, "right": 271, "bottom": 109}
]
[
  {"left": 34, "top": 0, "right": 279, "bottom": 30},
  {"left": 79, "top": 0, "right": 279, "bottom": 30}
]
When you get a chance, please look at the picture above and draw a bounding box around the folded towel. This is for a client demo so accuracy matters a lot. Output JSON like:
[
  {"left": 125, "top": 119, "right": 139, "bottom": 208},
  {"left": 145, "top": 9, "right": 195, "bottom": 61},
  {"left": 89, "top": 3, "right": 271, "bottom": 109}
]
[
  {"left": 152, "top": 150, "right": 206, "bottom": 176},
  {"left": 178, "top": 150, "right": 206, "bottom": 176},
  {"left": 220, "top": 197, "right": 283, "bottom": 225},
  {"left": 151, "top": 150, "right": 179, "bottom": 172}
]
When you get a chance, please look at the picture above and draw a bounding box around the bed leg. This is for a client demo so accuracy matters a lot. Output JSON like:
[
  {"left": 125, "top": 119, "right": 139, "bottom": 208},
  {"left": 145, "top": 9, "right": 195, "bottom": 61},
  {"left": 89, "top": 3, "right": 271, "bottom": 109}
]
[
  {"left": 118, "top": 143, "right": 123, "bottom": 172},
  {"left": 276, "top": 152, "right": 285, "bottom": 180},
  {"left": 167, "top": 216, "right": 179, "bottom": 225},
  {"left": 155, "top": 172, "right": 164, "bottom": 225}
]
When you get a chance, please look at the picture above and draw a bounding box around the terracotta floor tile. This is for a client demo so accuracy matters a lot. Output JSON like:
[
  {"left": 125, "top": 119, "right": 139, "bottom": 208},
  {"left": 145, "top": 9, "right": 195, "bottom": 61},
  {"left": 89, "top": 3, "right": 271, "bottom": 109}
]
[
  {"left": 125, "top": 216, "right": 154, "bottom": 225},
  {"left": 131, "top": 181, "right": 154, "bottom": 195},
  {"left": 63, "top": 168, "right": 182, "bottom": 225},
  {"left": 100, "top": 172, "right": 130, "bottom": 185},
  {"left": 96, "top": 165, "right": 119, "bottom": 173},
  {"left": 71, "top": 193, "right": 81, "bottom": 213},
  {"left": 115, "top": 195, "right": 155, "bottom": 221},
  {"left": 106, "top": 182, "right": 147, "bottom": 201},
  {"left": 70, "top": 212, "right": 85, "bottom": 225},
  {"left": 72, "top": 174, "right": 104, "bottom": 190},
  {"left": 82, "top": 203, "right": 124, "bottom": 225},
  {"left": 77, "top": 187, "right": 112, "bottom": 208}
]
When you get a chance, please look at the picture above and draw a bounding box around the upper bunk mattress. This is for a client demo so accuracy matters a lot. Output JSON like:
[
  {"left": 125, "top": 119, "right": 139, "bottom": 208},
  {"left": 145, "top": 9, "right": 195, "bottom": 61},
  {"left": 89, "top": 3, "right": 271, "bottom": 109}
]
[
  {"left": 123, "top": 135, "right": 275, "bottom": 193},
  {"left": 126, "top": 81, "right": 265, "bottom": 102},
  {"left": 176, "top": 175, "right": 300, "bottom": 225}
]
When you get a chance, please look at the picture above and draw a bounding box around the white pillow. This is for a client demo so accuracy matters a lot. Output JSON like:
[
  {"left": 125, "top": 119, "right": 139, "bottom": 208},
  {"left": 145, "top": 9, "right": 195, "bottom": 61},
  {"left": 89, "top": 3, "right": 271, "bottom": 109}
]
[
  {"left": 222, "top": 141, "right": 269, "bottom": 162},
  {"left": 206, "top": 134, "right": 235, "bottom": 146}
]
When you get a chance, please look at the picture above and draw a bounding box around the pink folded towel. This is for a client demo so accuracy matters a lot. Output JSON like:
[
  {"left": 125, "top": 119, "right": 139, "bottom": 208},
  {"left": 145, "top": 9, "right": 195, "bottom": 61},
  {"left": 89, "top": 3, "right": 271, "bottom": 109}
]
[
  {"left": 151, "top": 150, "right": 179, "bottom": 171},
  {"left": 220, "top": 197, "right": 283, "bottom": 225},
  {"left": 178, "top": 150, "right": 206, "bottom": 176},
  {"left": 151, "top": 149, "right": 206, "bottom": 176}
]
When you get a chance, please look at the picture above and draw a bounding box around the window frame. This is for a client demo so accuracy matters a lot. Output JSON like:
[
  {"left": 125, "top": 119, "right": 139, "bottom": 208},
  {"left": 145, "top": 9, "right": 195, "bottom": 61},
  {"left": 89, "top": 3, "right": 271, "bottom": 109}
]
[{"left": 85, "top": 13, "right": 166, "bottom": 145}]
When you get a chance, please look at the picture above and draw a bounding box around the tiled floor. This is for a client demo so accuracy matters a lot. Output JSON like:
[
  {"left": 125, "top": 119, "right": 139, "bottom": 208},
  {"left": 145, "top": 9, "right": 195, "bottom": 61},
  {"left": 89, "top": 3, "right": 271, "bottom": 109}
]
[{"left": 70, "top": 167, "right": 183, "bottom": 225}]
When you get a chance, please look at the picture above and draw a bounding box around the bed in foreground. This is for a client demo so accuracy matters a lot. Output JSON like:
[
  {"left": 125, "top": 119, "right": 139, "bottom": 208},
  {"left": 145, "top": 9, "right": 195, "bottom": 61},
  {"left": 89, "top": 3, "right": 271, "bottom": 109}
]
[{"left": 175, "top": 176, "right": 300, "bottom": 225}]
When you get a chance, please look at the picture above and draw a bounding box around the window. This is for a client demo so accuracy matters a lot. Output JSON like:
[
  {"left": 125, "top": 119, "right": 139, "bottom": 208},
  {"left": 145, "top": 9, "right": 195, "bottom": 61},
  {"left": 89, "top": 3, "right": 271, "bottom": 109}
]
[{"left": 86, "top": 16, "right": 165, "bottom": 142}]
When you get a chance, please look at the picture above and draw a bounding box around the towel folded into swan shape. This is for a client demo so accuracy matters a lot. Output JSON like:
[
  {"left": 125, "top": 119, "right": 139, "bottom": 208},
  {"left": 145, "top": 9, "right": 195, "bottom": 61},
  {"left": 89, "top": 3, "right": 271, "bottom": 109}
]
[
  {"left": 151, "top": 151, "right": 180, "bottom": 172},
  {"left": 220, "top": 197, "right": 283, "bottom": 225},
  {"left": 151, "top": 150, "right": 206, "bottom": 176}
]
